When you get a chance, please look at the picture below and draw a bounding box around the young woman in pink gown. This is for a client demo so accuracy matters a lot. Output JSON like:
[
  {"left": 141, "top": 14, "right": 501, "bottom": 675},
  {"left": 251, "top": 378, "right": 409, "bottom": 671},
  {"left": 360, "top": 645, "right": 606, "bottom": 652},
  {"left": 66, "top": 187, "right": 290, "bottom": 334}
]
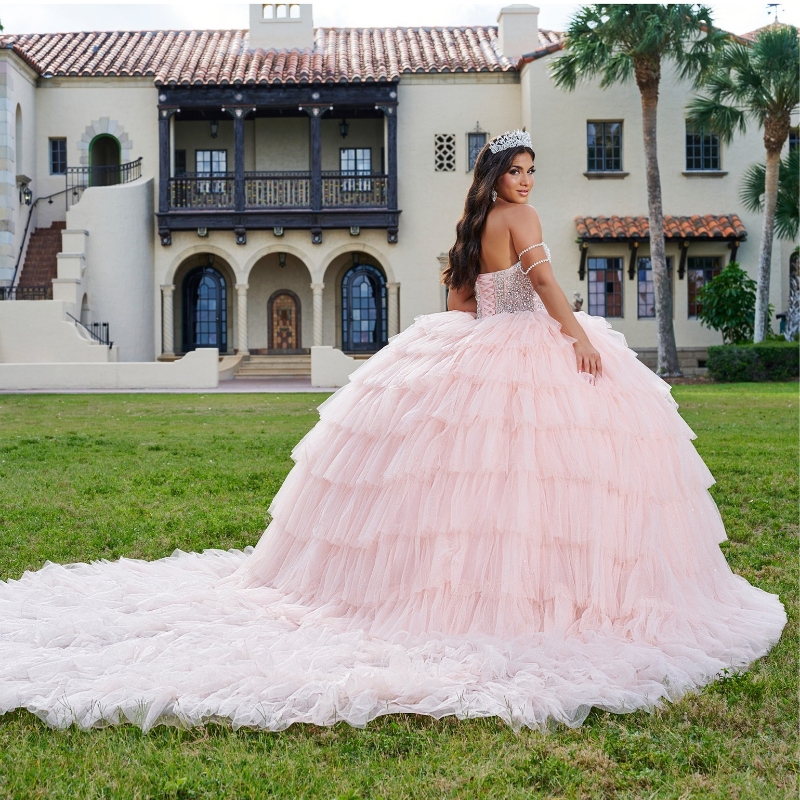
[{"left": 0, "top": 131, "right": 786, "bottom": 732}]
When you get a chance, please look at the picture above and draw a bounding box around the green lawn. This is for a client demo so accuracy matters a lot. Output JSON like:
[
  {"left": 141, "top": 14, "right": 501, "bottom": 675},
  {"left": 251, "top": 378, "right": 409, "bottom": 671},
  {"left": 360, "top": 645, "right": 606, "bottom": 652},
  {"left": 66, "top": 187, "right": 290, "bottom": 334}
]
[{"left": 0, "top": 385, "right": 797, "bottom": 800}]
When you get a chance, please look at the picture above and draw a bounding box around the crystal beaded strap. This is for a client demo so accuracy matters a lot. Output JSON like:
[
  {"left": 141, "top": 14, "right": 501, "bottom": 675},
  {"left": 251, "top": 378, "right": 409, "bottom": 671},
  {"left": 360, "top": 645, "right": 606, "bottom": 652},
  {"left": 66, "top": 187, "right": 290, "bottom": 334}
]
[{"left": 518, "top": 242, "right": 551, "bottom": 275}]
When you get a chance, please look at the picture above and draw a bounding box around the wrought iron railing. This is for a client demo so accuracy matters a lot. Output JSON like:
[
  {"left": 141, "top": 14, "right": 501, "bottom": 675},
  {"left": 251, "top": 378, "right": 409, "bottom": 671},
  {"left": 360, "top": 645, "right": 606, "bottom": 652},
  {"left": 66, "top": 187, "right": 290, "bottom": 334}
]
[
  {"left": 322, "top": 173, "right": 388, "bottom": 208},
  {"left": 67, "top": 312, "right": 113, "bottom": 348},
  {"left": 169, "top": 175, "right": 235, "bottom": 209},
  {"left": 0, "top": 285, "right": 52, "bottom": 301},
  {"left": 66, "top": 157, "right": 143, "bottom": 208},
  {"left": 245, "top": 173, "right": 311, "bottom": 208}
]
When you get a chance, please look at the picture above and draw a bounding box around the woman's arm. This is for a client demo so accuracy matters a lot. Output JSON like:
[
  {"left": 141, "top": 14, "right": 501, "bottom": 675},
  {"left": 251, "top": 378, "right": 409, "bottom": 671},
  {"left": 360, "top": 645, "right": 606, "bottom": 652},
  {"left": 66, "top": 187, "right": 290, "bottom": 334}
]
[
  {"left": 447, "top": 284, "right": 477, "bottom": 313},
  {"left": 509, "top": 206, "right": 602, "bottom": 378}
]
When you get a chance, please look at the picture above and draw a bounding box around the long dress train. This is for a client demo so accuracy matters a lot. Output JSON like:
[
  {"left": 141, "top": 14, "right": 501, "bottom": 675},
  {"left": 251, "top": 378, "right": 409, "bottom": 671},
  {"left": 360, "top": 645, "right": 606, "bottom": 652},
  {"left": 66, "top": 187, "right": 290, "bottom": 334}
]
[{"left": 0, "top": 256, "right": 786, "bottom": 732}]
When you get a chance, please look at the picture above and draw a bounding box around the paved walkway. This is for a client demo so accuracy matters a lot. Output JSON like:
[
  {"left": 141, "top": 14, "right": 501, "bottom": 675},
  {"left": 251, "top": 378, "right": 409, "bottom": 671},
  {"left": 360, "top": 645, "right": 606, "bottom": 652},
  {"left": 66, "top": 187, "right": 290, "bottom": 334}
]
[{"left": 0, "top": 378, "right": 339, "bottom": 395}]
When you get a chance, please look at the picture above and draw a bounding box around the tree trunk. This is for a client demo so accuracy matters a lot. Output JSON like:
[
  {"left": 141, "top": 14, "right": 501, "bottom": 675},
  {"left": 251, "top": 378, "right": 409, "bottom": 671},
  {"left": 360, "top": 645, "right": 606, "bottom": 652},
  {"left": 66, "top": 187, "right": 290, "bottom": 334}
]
[
  {"left": 638, "top": 68, "right": 681, "bottom": 375},
  {"left": 754, "top": 146, "right": 781, "bottom": 342}
]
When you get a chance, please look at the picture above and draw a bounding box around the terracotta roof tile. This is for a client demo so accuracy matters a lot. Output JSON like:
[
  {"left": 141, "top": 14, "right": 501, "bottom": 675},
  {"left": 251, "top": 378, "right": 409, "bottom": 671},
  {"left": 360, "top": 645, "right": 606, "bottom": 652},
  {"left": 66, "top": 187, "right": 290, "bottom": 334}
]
[
  {"left": 0, "top": 25, "right": 557, "bottom": 84},
  {"left": 575, "top": 214, "right": 747, "bottom": 241}
]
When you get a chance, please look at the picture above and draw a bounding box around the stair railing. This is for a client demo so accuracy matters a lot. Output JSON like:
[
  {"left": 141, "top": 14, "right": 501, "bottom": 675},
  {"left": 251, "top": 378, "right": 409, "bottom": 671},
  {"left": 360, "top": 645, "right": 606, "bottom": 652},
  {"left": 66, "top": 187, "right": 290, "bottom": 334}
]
[
  {"left": 9, "top": 189, "right": 70, "bottom": 292},
  {"left": 66, "top": 312, "right": 113, "bottom": 349}
]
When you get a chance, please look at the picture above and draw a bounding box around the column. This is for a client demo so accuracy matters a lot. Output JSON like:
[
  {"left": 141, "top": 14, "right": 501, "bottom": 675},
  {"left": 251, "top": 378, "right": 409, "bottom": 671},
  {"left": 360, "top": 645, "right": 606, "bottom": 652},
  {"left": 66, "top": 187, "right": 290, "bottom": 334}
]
[
  {"left": 235, "top": 283, "right": 249, "bottom": 355},
  {"left": 300, "top": 105, "right": 327, "bottom": 212},
  {"left": 233, "top": 109, "right": 245, "bottom": 213},
  {"left": 387, "top": 282, "right": 400, "bottom": 337},
  {"left": 384, "top": 106, "right": 398, "bottom": 211},
  {"left": 158, "top": 108, "right": 172, "bottom": 214},
  {"left": 311, "top": 282, "right": 324, "bottom": 346},
  {"left": 160, "top": 284, "right": 175, "bottom": 356}
]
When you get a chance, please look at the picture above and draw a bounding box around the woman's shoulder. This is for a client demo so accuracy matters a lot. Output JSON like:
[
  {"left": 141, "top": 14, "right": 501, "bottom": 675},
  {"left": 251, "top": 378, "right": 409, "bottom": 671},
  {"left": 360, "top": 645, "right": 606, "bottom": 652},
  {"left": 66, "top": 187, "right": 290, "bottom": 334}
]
[{"left": 493, "top": 203, "right": 541, "bottom": 224}]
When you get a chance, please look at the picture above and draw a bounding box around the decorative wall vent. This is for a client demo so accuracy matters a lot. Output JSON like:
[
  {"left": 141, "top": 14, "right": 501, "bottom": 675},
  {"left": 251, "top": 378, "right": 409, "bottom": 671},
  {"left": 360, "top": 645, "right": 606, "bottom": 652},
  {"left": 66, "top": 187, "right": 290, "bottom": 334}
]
[{"left": 434, "top": 134, "right": 456, "bottom": 172}]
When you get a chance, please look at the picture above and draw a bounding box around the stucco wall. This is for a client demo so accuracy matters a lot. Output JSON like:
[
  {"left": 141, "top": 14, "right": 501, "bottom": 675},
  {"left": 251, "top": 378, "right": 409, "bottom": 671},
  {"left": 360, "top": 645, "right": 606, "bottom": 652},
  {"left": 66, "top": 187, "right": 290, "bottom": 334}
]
[
  {"left": 0, "top": 53, "right": 39, "bottom": 285},
  {"left": 0, "top": 299, "right": 116, "bottom": 363},
  {"left": 34, "top": 77, "right": 158, "bottom": 229},
  {"left": 66, "top": 177, "right": 155, "bottom": 361}
]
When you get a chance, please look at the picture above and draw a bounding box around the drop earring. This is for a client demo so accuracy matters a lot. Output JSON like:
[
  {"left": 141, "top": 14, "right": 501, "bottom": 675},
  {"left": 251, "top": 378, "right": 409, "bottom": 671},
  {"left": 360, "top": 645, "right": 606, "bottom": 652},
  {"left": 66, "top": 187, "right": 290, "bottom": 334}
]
[{"left": 491, "top": 189, "right": 497, "bottom": 202}]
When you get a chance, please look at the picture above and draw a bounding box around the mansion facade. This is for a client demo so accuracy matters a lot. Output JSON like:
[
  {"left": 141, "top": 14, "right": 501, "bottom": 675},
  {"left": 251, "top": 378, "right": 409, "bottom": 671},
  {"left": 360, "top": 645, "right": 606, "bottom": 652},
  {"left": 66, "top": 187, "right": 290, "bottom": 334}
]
[{"left": 0, "top": 4, "right": 797, "bottom": 383}]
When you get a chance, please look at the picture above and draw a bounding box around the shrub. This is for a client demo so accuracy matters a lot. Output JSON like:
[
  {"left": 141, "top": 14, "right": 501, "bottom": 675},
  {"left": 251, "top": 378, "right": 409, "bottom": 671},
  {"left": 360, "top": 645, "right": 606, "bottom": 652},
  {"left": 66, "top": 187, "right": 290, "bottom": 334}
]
[
  {"left": 696, "top": 262, "right": 758, "bottom": 344},
  {"left": 707, "top": 341, "right": 799, "bottom": 382}
]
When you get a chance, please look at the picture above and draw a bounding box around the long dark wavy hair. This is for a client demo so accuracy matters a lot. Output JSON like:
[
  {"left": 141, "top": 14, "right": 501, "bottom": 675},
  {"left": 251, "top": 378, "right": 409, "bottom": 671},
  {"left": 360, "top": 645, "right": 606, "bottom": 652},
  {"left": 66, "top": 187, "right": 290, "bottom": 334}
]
[{"left": 442, "top": 142, "right": 535, "bottom": 291}]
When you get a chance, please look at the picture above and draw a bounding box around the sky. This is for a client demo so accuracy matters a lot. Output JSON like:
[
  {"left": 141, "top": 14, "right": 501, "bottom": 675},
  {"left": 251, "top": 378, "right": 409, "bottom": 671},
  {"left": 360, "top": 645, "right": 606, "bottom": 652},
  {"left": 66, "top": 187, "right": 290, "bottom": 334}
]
[{"left": 0, "top": 1, "right": 797, "bottom": 37}]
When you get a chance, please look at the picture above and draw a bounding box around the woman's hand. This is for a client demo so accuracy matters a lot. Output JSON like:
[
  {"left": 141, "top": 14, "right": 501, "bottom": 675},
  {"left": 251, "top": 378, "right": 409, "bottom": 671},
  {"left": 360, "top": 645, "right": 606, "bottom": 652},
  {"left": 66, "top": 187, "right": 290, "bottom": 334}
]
[{"left": 573, "top": 340, "right": 602, "bottom": 378}]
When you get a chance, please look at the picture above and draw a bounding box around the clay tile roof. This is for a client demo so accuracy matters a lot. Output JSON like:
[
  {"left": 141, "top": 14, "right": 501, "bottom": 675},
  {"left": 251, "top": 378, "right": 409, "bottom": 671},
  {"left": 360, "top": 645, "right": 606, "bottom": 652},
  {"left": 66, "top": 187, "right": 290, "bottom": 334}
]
[
  {"left": 0, "top": 25, "right": 562, "bottom": 84},
  {"left": 575, "top": 214, "right": 747, "bottom": 241}
]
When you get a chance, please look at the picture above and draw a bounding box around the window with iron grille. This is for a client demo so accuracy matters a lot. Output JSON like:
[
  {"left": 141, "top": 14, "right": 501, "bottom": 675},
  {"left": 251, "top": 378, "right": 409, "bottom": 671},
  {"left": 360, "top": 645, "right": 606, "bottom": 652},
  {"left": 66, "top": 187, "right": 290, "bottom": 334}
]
[
  {"left": 340, "top": 147, "right": 372, "bottom": 191},
  {"left": 587, "top": 122, "right": 622, "bottom": 172},
  {"left": 468, "top": 132, "right": 487, "bottom": 171},
  {"left": 688, "top": 257, "right": 721, "bottom": 317},
  {"left": 685, "top": 125, "right": 720, "bottom": 170},
  {"left": 434, "top": 134, "right": 456, "bottom": 172},
  {"left": 49, "top": 138, "right": 67, "bottom": 175},
  {"left": 790, "top": 127, "right": 799, "bottom": 152},
  {"left": 588, "top": 257, "right": 623, "bottom": 317},
  {"left": 637, "top": 256, "right": 674, "bottom": 318}
]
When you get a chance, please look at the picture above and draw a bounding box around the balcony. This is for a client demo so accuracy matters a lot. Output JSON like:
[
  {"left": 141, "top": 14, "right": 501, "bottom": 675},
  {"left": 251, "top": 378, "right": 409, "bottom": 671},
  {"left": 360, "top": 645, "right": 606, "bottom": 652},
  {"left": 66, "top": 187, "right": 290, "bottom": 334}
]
[{"left": 156, "top": 82, "right": 400, "bottom": 245}]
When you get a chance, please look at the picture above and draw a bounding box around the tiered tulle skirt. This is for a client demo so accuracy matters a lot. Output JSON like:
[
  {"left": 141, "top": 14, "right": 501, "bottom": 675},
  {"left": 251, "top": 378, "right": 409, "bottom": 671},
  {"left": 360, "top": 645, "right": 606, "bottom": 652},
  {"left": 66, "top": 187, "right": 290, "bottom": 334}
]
[{"left": 0, "top": 310, "right": 786, "bottom": 731}]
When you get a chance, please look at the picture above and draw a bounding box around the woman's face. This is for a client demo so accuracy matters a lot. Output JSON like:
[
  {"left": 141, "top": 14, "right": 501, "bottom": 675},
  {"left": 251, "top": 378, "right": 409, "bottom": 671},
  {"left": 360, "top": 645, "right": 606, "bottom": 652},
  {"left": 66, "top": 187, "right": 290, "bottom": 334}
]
[{"left": 494, "top": 152, "right": 535, "bottom": 204}]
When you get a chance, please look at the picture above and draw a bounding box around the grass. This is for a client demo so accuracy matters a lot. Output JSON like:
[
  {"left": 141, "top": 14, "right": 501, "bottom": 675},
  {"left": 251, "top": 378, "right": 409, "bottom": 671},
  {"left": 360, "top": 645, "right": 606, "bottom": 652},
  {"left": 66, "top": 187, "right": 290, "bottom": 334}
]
[{"left": 0, "top": 385, "right": 797, "bottom": 799}]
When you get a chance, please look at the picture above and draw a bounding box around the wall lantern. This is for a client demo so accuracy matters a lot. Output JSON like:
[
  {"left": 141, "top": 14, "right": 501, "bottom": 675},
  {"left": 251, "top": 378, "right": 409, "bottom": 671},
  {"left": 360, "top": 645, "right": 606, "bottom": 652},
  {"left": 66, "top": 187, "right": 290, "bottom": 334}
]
[
  {"left": 278, "top": 252, "right": 287, "bottom": 268},
  {"left": 339, "top": 118, "right": 349, "bottom": 139},
  {"left": 210, "top": 120, "right": 219, "bottom": 139},
  {"left": 21, "top": 185, "right": 33, "bottom": 206}
]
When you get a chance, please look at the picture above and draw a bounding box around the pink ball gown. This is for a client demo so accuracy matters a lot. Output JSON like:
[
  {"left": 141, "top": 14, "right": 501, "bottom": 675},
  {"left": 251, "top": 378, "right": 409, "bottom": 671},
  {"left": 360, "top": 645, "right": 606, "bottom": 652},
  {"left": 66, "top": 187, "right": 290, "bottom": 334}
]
[{"left": 0, "top": 251, "right": 786, "bottom": 732}]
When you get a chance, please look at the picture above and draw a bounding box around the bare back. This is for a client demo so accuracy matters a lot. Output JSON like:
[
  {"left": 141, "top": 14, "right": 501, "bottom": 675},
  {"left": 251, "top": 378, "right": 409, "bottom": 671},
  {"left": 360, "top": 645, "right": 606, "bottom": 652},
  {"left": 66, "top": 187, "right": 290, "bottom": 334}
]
[{"left": 480, "top": 203, "right": 540, "bottom": 274}]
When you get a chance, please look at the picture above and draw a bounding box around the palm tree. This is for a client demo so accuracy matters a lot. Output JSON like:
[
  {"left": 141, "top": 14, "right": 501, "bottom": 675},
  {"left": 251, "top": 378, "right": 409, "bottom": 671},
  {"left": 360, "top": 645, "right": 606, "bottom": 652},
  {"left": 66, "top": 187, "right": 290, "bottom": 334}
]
[
  {"left": 551, "top": 5, "right": 725, "bottom": 376},
  {"left": 686, "top": 24, "right": 799, "bottom": 342},
  {"left": 740, "top": 143, "right": 799, "bottom": 243}
]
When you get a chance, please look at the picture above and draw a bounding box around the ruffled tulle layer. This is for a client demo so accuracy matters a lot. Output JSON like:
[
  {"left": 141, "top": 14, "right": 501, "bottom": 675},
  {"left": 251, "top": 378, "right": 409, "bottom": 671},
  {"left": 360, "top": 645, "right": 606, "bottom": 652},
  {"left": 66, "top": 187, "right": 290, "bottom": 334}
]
[{"left": 0, "top": 309, "right": 787, "bottom": 732}]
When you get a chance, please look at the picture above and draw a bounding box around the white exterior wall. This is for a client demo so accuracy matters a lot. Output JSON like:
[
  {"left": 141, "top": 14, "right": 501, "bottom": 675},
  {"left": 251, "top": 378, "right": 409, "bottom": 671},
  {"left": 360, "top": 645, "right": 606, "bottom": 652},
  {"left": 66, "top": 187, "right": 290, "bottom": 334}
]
[
  {"left": 34, "top": 77, "right": 158, "bottom": 229},
  {"left": 0, "top": 53, "right": 38, "bottom": 286},
  {"left": 66, "top": 178, "right": 155, "bottom": 361},
  {"left": 522, "top": 54, "right": 786, "bottom": 346}
]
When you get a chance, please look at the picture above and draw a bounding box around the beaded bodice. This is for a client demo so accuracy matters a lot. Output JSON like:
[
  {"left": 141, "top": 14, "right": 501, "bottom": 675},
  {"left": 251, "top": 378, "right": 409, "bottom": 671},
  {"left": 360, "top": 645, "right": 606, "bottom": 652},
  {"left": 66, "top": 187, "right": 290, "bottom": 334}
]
[{"left": 475, "top": 263, "right": 547, "bottom": 319}]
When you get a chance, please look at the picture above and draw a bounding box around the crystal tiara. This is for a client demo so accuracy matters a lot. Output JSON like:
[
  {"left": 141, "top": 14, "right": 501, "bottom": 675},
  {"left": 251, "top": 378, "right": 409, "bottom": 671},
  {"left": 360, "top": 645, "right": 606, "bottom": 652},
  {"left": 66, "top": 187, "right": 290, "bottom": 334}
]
[{"left": 489, "top": 130, "right": 532, "bottom": 154}]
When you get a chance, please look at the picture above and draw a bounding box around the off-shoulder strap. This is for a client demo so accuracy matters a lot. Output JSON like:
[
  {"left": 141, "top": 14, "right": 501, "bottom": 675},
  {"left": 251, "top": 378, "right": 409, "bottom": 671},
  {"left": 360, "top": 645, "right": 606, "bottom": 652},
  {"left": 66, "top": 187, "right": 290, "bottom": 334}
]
[{"left": 518, "top": 242, "right": 552, "bottom": 275}]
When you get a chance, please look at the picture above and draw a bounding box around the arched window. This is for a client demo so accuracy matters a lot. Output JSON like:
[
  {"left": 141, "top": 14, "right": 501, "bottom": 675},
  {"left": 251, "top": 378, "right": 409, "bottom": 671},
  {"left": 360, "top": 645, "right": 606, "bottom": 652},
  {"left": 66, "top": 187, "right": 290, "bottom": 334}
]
[
  {"left": 183, "top": 266, "right": 227, "bottom": 352},
  {"left": 89, "top": 134, "right": 121, "bottom": 186},
  {"left": 341, "top": 262, "right": 387, "bottom": 352}
]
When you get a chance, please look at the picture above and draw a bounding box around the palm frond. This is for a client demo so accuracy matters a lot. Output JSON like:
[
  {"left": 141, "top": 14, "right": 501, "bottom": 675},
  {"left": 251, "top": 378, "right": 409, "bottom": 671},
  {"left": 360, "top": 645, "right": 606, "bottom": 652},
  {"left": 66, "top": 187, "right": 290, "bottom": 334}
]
[
  {"left": 685, "top": 96, "right": 747, "bottom": 144},
  {"left": 739, "top": 149, "right": 800, "bottom": 240}
]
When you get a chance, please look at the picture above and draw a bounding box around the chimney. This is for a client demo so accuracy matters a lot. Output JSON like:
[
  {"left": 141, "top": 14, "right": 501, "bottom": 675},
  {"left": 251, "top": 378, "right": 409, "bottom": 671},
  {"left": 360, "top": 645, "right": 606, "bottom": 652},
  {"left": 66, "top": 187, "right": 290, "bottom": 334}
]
[
  {"left": 497, "top": 4, "right": 541, "bottom": 60},
  {"left": 249, "top": 4, "right": 314, "bottom": 51}
]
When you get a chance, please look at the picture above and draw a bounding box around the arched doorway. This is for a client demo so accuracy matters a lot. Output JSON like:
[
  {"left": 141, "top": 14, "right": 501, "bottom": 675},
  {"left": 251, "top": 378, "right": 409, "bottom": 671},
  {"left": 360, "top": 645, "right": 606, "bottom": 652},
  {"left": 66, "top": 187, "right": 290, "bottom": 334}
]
[
  {"left": 90, "top": 135, "right": 121, "bottom": 186},
  {"left": 268, "top": 290, "right": 302, "bottom": 353},
  {"left": 341, "top": 262, "right": 387, "bottom": 352},
  {"left": 183, "top": 265, "right": 228, "bottom": 352}
]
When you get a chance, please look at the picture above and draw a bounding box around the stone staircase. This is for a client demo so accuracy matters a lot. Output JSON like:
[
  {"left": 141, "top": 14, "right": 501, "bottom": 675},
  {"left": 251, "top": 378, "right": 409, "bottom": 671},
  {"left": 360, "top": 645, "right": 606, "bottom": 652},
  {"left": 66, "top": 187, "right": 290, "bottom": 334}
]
[
  {"left": 236, "top": 354, "right": 311, "bottom": 378},
  {"left": 17, "top": 221, "right": 66, "bottom": 295}
]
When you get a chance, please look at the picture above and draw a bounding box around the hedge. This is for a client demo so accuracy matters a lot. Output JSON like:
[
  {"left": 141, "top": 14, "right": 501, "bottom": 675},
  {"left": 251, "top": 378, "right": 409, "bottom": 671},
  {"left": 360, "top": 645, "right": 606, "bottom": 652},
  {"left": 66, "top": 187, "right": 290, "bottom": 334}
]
[{"left": 707, "top": 341, "right": 799, "bottom": 382}]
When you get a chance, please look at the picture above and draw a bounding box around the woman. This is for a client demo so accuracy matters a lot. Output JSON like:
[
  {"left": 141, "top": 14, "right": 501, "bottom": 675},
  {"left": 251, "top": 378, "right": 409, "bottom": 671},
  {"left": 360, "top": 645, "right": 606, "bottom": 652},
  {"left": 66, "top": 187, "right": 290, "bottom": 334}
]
[{"left": 0, "top": 131, "right": 786, "bottom": 733}]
